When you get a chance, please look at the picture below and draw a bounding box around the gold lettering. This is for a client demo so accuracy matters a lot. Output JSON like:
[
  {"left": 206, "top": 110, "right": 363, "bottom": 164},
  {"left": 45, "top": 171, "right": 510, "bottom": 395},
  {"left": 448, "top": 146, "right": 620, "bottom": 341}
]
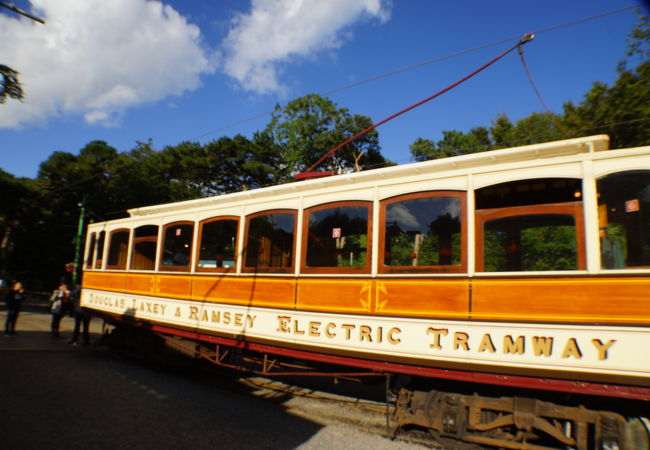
[
  {"left": 503, "top": 335, "right": 525, "bottom": 355},
  {"left": 426, "top": 328, "right": 448, "bottom": 350},
  {"left": 246, "top": 315, "right": 256, "bottom": 328},
  {"left": 309, "top": 321, "right": 321, "bottom": 337},
  {"left": 325, "top": 323, "right": 336, "bottom": 338},
  {"left": 592, "top": 339, "right": 616, "bottom": 360},
  {"left": 174, "top": 307, "right": 181, "bottom": 318},
  {"left": 453, "top": 332, "right": 469, "bottom": 351},
  {"left": 341, "top": 324, "right": 355, "bottom": 340},
  {"left": 532, "top": 336, "right": 553, "bottom": 357},
  {"left": 276, "top": 316, "right": 291, "bottom": 333},
  {"left": 189, "top": 306, "right": 199, "bottom": 320},
  {"left": 359, "top": 325, "right": 372, "bottom": 343},
  {"left": 200, "top": 309, "right": 209, "bottom": 322},
  {"left": 478, "top": 334, "right": 496, "bottom": 353},
  {"left": 293, "top": 320, "right": 305, "bottom": 335},
  {"left": 376, "top": 326, "right": 383, "bottom": 344},
  {"left": 211, "top": 311, "right": 220, "bottom": 323},
  {"left": 223, "top": 311, "right": 231, "bottom": 325},
  {"left": 561, "top": 338, "right": 582, "bottom": 359},
  {"left": 388, "top": 327, "right": 401, "bottom": 345},
  {"left": 234, "top": 313, "right": 243, "bottom": 327}
]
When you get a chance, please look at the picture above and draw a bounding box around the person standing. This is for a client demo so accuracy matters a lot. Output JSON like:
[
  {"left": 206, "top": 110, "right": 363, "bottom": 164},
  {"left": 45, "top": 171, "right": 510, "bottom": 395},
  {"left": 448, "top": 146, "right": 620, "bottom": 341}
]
[
  {"left": 68, "top": 286, "right": 90, "bottom": 346},
  {"left": 50, "top": 283, "right": 69, "bottom": 337},
  {"left": 4, "top": 281, "right": 24, "bottom": 336}
]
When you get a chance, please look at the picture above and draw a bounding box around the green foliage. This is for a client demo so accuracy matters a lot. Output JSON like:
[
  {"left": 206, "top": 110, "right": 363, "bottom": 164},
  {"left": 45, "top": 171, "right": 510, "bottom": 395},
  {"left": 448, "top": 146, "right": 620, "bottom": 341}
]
[
  {"left": 0, "top": 65, "right": 23, "bottom": 103},
  {"left": 264, "top": 94, "right": 387, "bottom": 175}
]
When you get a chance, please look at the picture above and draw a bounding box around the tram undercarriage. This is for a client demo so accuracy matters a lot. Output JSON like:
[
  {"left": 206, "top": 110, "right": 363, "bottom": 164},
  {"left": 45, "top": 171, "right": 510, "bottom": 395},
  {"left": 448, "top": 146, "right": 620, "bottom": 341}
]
[
  {"left": 101, "top": 321, "right": 649, "bottom": 450},
  {"left": 393, "top": 388, "right": 649, "bottom": 450}
]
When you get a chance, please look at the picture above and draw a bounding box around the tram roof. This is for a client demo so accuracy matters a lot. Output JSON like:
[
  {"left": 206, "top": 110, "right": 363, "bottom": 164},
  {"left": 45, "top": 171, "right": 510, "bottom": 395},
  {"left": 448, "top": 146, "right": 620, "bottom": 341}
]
[{"left": 126, "top": 134, "right": 612, "bottom": 218}]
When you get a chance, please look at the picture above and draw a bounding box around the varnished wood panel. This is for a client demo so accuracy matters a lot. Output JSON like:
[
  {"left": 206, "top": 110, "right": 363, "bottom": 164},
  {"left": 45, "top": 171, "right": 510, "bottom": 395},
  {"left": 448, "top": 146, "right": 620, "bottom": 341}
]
[
  {"left": 471, "top": 277, "right": 650, "bottom": 324},
  {"left": 296, "top": 279, "right": 373, "bottom": 312},
  {"left": 125, "top": 273, "right": 155, "bottom": 295},
  {"left": 375, "top": 279, "right": 469, "bottom": 318},
  {"left": 192, "top": 276, "right": 295, "bottom": 308},
  {"left": 83, "top": 271, "right": 127, "bottom": 291},
  {"left": 158, "top": 275, "right": 192, "bottom": 299}
]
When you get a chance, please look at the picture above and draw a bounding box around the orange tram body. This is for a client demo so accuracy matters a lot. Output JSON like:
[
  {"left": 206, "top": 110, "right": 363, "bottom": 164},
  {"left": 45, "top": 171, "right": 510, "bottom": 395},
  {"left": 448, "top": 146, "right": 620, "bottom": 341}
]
[{"left": 82, "top": 135, "right": 650, "bottom": 449}]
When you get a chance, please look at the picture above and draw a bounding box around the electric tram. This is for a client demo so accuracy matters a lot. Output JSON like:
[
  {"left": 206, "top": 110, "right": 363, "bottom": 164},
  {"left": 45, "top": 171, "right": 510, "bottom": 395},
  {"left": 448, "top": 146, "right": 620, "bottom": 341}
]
[{"left": 81, "top": 135, "right": 650, "bottom": 449}]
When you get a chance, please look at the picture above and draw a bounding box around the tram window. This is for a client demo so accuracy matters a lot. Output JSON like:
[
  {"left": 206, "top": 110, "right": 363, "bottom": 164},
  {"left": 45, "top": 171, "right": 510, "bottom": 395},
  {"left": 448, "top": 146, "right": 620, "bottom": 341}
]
[
  {"left": 107, "top": 229, "right": 130, "bottom": 270},
  {"left": 197, "top": 217, "right": 238, "bottom": 271},
  {"left": 95, "top": 231, "right": 105, "bottom": 269},
  {"left": 244, "top": 210, "right": 296, "bottom": 272},
  {"left": 380, "top": 192, "right": 465, "bottom": 273},
  {"left": 476, "top": 178, "right": 582, "bottom": 209},
  {"left": 130, "top": 225, "right": 158, "bottom": 271},
  {"left": 482, "top": 214, "right": 578, "bottom": 271},
  {"left": 85, "top": 233, "right": 96, "bottom": 269},
  {"left": 160, "top": 223, "right": 194, "bottom": 271},
  {"left": 597, "top": 170, "right": 650, "bottom": 269},
  {"left": 302, "top": 202, "right": 371, "bottom": 273}
]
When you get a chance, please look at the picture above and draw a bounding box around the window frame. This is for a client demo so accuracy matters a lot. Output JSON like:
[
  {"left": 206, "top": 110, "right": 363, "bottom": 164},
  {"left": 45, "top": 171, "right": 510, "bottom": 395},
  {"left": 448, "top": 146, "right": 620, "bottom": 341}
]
[
  {"left": 158, "top": 221, "right": 195, "bottom": 273},
  {"left": 195, "top": 216, "right": 240, "bottom": 273},
  {"left": 379, "top": 191, "right": 467, "bottom": 274},
  {"left": 85, "top": 232, "right": 96, "bottom": 269},
  {"left": 106, "top": 228, "right": 131, "bottom": 270},
  {"left": 242, "top": 209, "right": 297, "bottom": 274},
  {"left": 130, "top": 225, "right": 159, "bottom": 272},
  {"left": 475, "top": 201, "right": 586, "bottom": 272},
  {"left": 95, "top": 231, "right": 105, "bottom": 270},
  {"left": 301, "top": 200, "right": 373, "bottom": 274}
]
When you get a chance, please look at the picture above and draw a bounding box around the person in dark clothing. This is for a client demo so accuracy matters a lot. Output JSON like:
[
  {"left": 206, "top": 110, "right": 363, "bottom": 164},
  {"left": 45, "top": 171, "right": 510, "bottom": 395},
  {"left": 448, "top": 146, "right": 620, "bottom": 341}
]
[
  {"left": 50, "top": 283, "right": 69, "bottom": 337},
  {"left": 68, "top": 287, "right": 90, "bottom": 346},
  {"left": 4, "top": 281, "right": 24, "bottom": 336}
]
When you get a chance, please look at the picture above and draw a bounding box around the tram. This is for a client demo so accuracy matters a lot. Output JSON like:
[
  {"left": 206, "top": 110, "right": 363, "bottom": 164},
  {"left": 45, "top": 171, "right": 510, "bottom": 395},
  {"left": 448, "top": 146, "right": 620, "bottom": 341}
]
[{"left": 81, "top": 135, "right": 650, "bottom": 449}]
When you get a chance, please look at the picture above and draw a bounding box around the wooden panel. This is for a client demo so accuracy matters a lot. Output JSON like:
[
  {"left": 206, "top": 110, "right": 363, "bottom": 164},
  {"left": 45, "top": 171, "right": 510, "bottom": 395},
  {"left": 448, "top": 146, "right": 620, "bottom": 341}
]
[
  {"left": 82, "top": 271, "right": 127, "bottom": 291},
  {"left": 158, "top": 275, "right": 192, "bottom": 300},
  {"left": 297, "top": 279, "right": 373, "bottom": 313},
  {"left": 375, "top": 279, "right": 469, "bottom": 318},
  {"left": 192, "top": 276, "right": 295, "bottom": 308},
  {"left": 471, "top": 277, "right": 650, "bottom": 324},
  {"left": 125, "top": 273, "right": 155, "bottom": 296}
]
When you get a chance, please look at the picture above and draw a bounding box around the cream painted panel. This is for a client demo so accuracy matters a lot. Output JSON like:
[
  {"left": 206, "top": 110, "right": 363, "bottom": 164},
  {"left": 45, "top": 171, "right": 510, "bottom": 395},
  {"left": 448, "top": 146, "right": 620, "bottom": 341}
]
[
  {"left": 473, "top": 163, "right": 583, "bottom": 190},
  {"left": 242, "top": 197, "right": 302, "bottom": 215},
  {"left": 378, "top": 176, "right": 468, "bottom": 200},
  {"left": 302, "top": 187, "right": 374, "bottom": 209},
  {"left": 593, "top": 156, "right": 650, "bottom": 178},
  {"left": 196, "top": 205, "right": 244, "bottom": 222}
]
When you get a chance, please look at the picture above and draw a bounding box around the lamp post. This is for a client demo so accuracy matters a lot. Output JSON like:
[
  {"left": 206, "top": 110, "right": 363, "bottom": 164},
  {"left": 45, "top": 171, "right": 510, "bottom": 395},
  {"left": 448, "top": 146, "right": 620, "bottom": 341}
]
[{"left": 72, "top": 202, "right": 86, "bottom": 287}]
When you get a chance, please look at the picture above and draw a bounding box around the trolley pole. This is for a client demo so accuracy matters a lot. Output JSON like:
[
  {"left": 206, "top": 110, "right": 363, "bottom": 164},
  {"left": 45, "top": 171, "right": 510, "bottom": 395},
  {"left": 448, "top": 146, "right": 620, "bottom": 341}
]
[{"left": 72, "top": 202, "right": 86, "bottom": 287}]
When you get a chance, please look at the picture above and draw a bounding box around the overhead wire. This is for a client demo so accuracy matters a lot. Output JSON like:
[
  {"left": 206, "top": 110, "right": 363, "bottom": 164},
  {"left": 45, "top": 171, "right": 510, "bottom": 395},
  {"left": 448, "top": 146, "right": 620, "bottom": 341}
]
[{"left": 190, "top": 5, "right": 638, "bottom": 141}]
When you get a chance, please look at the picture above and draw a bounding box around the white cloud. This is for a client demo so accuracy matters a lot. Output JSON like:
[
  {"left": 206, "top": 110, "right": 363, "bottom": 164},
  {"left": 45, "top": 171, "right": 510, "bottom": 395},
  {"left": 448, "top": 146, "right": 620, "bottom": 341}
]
[
  {"left": 0, "top": 0, "right": 217, "bottom": 128},
  {"left": 221, "top": 0, "right": 391, "bottom": 95}
]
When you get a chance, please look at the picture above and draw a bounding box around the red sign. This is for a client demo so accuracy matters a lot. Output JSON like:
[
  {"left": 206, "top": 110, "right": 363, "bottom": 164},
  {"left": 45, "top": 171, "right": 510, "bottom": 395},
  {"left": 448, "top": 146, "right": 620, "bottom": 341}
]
[
  {"left": 625, "top": 199, "right": 640, "bottom": 213},
  {"left": 332, "top": 228, "right": 341, "bottom": 238}
]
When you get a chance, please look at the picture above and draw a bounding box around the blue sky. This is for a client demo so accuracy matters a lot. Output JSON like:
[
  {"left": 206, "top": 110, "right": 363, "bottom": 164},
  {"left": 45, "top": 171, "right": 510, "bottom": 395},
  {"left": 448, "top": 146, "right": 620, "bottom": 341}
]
[{"left": 0, "top": 0, "right": 646, "bottom": 179}]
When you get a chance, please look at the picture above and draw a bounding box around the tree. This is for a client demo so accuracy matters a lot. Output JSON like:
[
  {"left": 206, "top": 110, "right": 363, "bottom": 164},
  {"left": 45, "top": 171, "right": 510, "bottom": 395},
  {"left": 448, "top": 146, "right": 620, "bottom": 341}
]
[
  {"left": 264, "top": 94, "right": 387, "bottom": 176},
  {"left": 0, "top": 65, "right": 23, "bottom": 103}
]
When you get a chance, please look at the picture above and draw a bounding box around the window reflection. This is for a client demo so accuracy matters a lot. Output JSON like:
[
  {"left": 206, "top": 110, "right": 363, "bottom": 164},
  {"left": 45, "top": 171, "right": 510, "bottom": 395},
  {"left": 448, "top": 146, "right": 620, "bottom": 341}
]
[
  {"left": 107, "top": 230, "right": 129, "bottom": 269},
  {"left": 483, "top": 214, "right": 577, "bottom": 271},
  {"left": 131, "top": 225, "right": 158, "bottom": 271},
  {"left": 597, "top": 170, "right": 650, "bottom": 269},
  {"left": 384, "top": 196, "right": 461, "bottom": 267},
  {"left": 305, "top": 204, "right": 369, "bottom": 269},
  {"left": 161, "top": 223, "right": 193, "bottom": 269},
  {"left": 245, "top": 212, "right": 295, "bottom": 270},
  {"left": 198, "top": 219, "right": 238, "bottom": 269}
]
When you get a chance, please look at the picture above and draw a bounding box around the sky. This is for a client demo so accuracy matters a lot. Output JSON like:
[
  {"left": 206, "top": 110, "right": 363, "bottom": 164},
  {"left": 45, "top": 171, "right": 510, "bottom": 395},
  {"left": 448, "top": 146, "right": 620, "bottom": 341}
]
[{"left": 0, "top": 0, "right": 647, "bottom": 179}]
